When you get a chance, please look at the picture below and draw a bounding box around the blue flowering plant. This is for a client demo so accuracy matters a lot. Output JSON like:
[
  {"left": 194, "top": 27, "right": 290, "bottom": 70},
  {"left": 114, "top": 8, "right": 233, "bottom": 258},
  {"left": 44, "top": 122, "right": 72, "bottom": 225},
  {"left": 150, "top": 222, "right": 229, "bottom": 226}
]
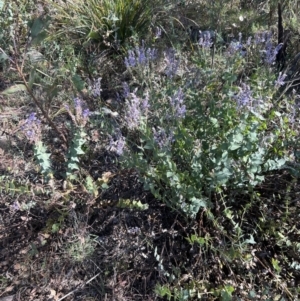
[
  {"left": 124, "top": 40, "right": 159, "bottom": 86},
  {"left": 21, "top": 113, "right": 53, "bottom": 182},
  {"left": 21, "top": 98, "right": 92, "bottom": 183},
  {"left": 119, "top": 34, "right": 295, "bottom": 219}
]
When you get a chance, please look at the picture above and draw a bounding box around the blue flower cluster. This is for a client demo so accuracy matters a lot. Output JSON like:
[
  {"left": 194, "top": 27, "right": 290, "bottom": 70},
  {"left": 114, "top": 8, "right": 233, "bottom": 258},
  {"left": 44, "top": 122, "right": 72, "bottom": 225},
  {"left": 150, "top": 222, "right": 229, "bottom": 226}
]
[
  {"left": 152, "top": 127, "right": 174, "bottom": 150},
  {"left": 65, "top": 97, "right": 90, "bottom": 127},
  {"left": 169, "top": 88, "right": 186, "bottom": 118},
  {"left": 164, "top": 48, "right": 179, "bottom": 78},
  {"left": 21, "top": 112, "right": 41, "bottom": 143},
  {"left": 124, "top": 40, "right": 158, "bottom": 68}
]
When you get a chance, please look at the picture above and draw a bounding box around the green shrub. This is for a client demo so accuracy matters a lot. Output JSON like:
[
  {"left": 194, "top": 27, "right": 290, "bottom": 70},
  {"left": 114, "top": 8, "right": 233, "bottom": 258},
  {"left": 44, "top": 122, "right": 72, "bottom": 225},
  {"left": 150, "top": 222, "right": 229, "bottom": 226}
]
[{"left": 120, "top": 36, "right": 295, "bottom": 219}]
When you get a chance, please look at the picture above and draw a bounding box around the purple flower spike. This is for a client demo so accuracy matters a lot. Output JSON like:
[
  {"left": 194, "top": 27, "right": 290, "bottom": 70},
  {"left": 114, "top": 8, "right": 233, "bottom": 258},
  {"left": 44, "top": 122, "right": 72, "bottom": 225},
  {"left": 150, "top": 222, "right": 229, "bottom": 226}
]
[
  {"left": 247, "top": 36, "right": 252, "bottom": 46},
  {"left": 152, "top": 127, "right": 174, "bottom": 150},
  {"left": 126, "top": 91, "right": 142, "bottom": 129},
  {"left": 124, "top": 89, "right": 151, "bottom": 129},
  {"left": 74, "top": 97, "right": 81, "bottom": 109},
  {"left": 198, "top": 31, "right": 214, "bottom": 48},
  {"left": 22, "top": 112, "right": 42, "bottom": 143},
  {"left": 28, "top": 112, "right": 37, "bottom": 122},
  {"left": 164, "top": 48, "right": 179, "bottom": 78},
  {"left": 91, "top": 78, "right": 102, "bottom": 97},
  {"left": 155, "top": 27, "right": 162, "bottom": 39},
  {"left": 83, "top": 109, "right": 90, "bottom": 118},
  {"left": 124, "top": 41, "right": 157, "bottom": 68},
  {"left": 275, "top": 72, "right": 287, "bottom": 88},
  {"left": 65, "top": 97, "right": 90, "bottom": 126},
  {"left": 169, "top": 88, "right": 186, "bottom": 118},
  {"left": 125, "top": 50, "right": 136, "bottom": 67},
  {"left": 234, "top": 83, "right": 253, "bottom": 108},
  {"left": 122, "top": 82, "right": 130, "bottom": 98},
  {"left": 107, "top": 132, "right": 125, "bottom": 155}
]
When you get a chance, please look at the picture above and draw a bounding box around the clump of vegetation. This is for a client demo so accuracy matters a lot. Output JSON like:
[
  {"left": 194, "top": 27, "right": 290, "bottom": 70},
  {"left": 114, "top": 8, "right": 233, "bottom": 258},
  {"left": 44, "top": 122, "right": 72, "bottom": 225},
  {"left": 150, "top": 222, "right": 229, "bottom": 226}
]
[
  {"left": 50, "top": 0, "right": 156, "bottom": 50},
  {"left": 1, "top": 0, "right": 300, "bottom": 300},
  {"left": 120, "top": 33, "right": 293, "bottom": 219}
]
